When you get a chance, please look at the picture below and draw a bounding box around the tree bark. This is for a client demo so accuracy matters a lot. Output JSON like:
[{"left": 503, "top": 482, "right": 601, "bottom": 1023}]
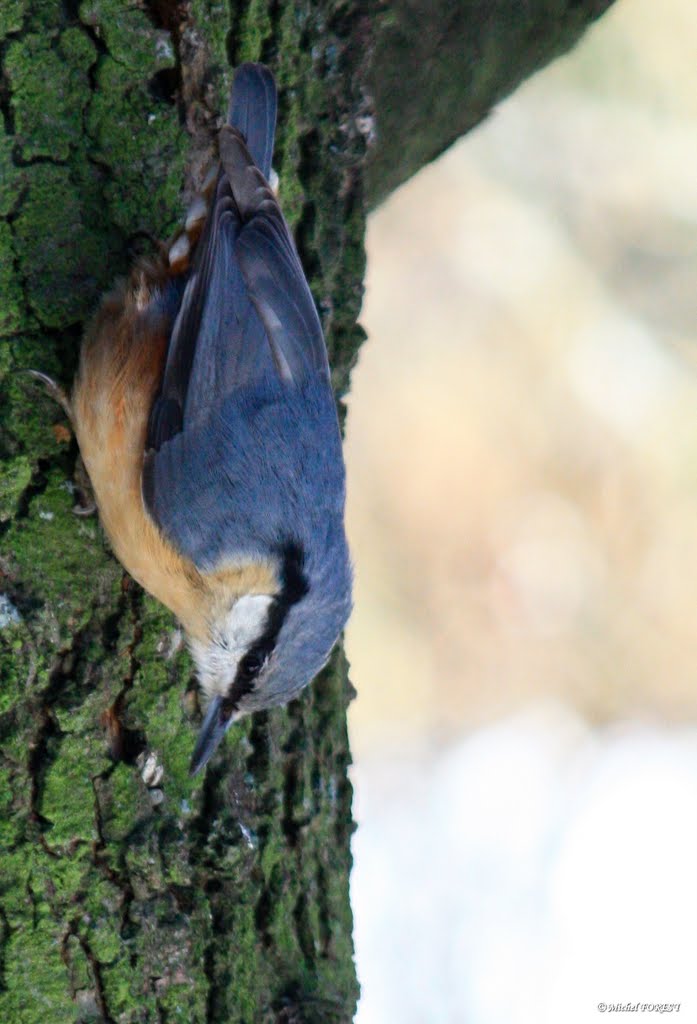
[
  {"left": 0, "top": 1, "right": 614, "bottom": 1021},
  {"left": 366, "top": 0, "right": 616, "bottom": 208}
]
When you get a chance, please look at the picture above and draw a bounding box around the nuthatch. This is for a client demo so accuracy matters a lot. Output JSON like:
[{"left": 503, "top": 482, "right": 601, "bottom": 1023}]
[{"left": 67, "top": 63, "right": 352, "bottom": 774}]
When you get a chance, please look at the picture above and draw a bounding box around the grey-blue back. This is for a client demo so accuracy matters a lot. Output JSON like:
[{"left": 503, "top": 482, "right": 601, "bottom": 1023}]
[{"left": 141, "top": 63, "right": 352, "bottom": 704}]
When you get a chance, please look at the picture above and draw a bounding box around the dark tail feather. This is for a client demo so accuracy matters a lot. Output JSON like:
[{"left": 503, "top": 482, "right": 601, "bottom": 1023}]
[
  {"left": 218, "top": 127, "right": 328, "bottom": 383},
  {"left": 227, "top": 63, "right": 277, "bottom": 181},
  {"left": 219, "top": 126, "right": 271, "bottom": 222}
]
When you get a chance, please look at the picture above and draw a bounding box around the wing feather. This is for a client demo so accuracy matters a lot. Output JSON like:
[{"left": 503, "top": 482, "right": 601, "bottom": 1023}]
[{"left": 144, "top": 64, "right": 337, "bottom": 574}]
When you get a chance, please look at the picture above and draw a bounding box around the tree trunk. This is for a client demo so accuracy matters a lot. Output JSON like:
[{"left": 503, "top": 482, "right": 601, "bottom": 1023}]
[
  {"left": 366, "top": 0, "right": 616, "bottom": 207},
  {"left": 0, "top": 1, "right": 614, "bottom": 1020}
]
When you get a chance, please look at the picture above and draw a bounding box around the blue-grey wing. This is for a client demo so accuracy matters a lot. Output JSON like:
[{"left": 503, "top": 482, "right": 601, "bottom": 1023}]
[
  {"left": 144, "top": 64, "right": 340, "bottom": 572},
  {"left": 147, "top": 62, "right": 279, "bottom": 450},
  {"left": 143, "top": 376, "right": 345, "bottom": 573}
]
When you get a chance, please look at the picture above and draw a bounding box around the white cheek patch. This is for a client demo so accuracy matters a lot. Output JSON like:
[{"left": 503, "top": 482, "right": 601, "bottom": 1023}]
[
  {"left": 223, "top": 594, "right": 273, "bottom": 658},
  {"left": 190, "top": 594, "right": 273, "bottom": 701}
]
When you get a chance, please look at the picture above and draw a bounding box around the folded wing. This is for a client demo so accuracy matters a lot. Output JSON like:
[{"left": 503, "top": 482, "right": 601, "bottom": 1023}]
[{"left": 143, "top": 63, "right": 339, "bottom": 573}]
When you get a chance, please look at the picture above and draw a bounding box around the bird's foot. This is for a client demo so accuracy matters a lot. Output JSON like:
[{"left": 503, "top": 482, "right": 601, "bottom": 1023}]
[
  {"left": 24, "top": 369, "right": 73, "bottom": 423},
  {"left": 72, "top": 453, "right": 97, "bottom": 517}
]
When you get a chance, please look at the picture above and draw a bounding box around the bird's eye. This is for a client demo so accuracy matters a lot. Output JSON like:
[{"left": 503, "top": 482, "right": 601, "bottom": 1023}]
[{"left": 239, "top": 651, "right": 265, "bottom": 680}]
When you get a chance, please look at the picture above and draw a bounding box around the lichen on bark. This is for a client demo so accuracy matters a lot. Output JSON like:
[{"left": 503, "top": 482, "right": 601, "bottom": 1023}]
[
  {"left": 0, "top": 0, "right": 617, "bottom": 1019},
  {"left": 0, "top": 0, "right": 366, "bottom": 1020}
]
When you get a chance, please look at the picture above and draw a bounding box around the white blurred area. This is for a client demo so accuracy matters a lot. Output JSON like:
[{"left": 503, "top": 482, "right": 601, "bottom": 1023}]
[{"left": 344, "top": 0, "right": 697, "bottom": 1020}]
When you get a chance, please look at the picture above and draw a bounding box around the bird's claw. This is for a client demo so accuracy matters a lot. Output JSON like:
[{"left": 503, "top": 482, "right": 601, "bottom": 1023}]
[{"left": 23, "top": 369, "right": 73, "bottom": 422}]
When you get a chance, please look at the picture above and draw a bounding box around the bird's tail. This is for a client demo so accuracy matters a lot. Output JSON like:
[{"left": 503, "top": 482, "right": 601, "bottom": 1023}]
[
  {"left": 227, "top": 63, "right": 277, "bottom": 182},
  {"left": 146, "top": 63, "right": 282, "bottom": 450},
  {"left": 165, "top": 63, "right": 277, "bottom": 277}
]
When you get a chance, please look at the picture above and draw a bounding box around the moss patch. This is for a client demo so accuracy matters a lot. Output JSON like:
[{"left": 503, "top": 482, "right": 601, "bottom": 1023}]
[
  {"left": 0, "top": 220, "right": 27, "bottom": 337},
  {"left": 5, "top": 31, "right": 96, "bottom": 162},
  {"left": 0, "top": 454, "right": 32, "bottom": 521},
  {"left": 0, "top": 0, "right": 368, "bottom": 1019}
]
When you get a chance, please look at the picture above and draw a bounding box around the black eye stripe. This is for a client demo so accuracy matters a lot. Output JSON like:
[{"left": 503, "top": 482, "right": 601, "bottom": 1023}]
[
  {"left": 280, "top": 541, "right": 309, "bottom": 606},
  {"left": 225, "top": 540, "right": 308, "bottom": 708}
]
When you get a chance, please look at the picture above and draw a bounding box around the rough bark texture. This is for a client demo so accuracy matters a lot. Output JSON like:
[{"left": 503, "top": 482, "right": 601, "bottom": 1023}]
[
  {"left": 0, "top": 1, "right": 613, "bottom": 1021},
  {"left": 366, "top": 0, "right": 616, "bottom": 207}
]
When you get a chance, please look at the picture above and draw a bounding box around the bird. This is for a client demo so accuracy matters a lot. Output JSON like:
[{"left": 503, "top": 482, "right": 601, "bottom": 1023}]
[{"left": 65, "top": 62, "right": 352, "bottom": 775}]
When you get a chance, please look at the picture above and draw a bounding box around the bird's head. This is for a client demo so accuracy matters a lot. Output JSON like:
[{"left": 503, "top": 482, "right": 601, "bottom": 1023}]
[{"left": 188, "top": 539, "right": 351, "bottom": 774}]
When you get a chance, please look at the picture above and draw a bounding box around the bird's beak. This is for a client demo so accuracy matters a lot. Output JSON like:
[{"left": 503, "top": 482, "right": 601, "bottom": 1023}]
[{"left": 189, "top": 695, "right": 233, "bottom": 776}]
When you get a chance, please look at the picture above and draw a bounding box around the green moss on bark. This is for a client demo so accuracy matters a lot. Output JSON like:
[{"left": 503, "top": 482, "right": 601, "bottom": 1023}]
[
  {"left": 0, "top": 223, "right": 25, "bottom": 336},
  {"left": 3, "top": 921, "right": 76, "bottom": 1023},
  {"left": 0, "top": 131, "right": 20, "bottom": 217},
  {"left": 0, "top": 0, "right": 366, "bottom": 1019},
  {"left": 0, "top": 0, "right": 620, "bottom": 1017},
  {"left": 0, "top": 2, "right": 26, "bottom": 40},
  {"left": 0, "top": 456, "right": 31, "bottom": 522},
  {"left": 5, "top": 31, "right": 95, "bottom": 161}
]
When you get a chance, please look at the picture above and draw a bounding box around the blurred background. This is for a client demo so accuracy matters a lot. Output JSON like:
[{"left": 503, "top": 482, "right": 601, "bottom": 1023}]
[{"left": 344, "top": 1, "right": 697, "bottom": 1020}]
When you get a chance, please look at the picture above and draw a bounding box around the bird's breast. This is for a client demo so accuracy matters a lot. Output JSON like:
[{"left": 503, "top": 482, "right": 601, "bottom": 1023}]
[{"left": 72, "top": 280, "right": 211, "bottom": 639}]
